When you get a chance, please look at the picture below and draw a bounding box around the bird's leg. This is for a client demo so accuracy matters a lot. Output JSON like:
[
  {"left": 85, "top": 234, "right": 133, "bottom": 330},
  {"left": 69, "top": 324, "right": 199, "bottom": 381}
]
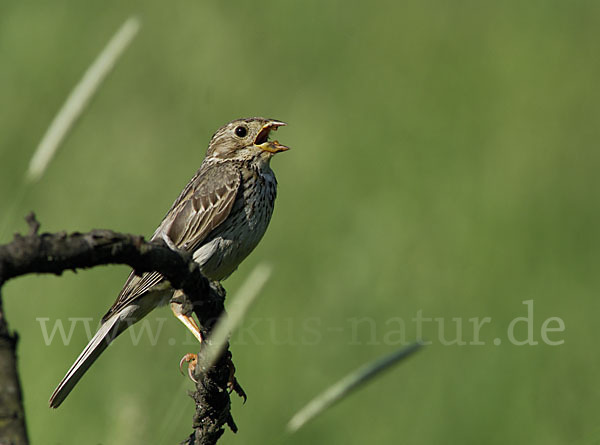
[
  {"left": 171, "top": 304, "right": 203, "bottom": 343},
  {"left": 170, "top": 287, "right": 246, "bottom": 400},
  {"left": 170, "top": 291, "right": 203, "bottom": 382}
]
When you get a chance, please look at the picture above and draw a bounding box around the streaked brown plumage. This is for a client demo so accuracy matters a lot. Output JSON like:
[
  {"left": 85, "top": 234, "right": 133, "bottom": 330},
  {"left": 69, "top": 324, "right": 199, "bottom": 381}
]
[{"left": 49, "top": 117, "right": 288, "bottom": 408}]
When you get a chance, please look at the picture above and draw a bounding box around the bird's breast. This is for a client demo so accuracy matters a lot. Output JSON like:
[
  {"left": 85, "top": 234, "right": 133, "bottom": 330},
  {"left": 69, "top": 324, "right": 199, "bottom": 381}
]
[{"left": 194, "top": 164, "right": 278, "bottom": 281}]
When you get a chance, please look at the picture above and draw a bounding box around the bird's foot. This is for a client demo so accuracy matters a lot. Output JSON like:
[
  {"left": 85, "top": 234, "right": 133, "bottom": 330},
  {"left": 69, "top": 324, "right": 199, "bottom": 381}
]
[
  {"left": 228, "top": 377, "right": 247, "bottom": 403},
  {"left": 179, "top": 352, "right": 247, "bottom": 402},
  {"left": 179, "top": 353, "right": 198, "bottom": 383},
  {"left": 226, "top": 354, "right": 247, "bottom": 403}
]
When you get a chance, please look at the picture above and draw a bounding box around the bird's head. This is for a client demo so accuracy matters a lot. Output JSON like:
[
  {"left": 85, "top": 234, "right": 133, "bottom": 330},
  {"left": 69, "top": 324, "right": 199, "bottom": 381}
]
[{"left": 206, "top": 117, "right": 289, "bottom": 163}]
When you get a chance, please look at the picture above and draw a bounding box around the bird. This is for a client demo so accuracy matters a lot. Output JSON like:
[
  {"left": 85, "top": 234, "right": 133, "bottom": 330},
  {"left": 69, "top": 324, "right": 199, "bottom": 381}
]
[{"left": 49, "top": 117, "right": 289, "bottom": 408}]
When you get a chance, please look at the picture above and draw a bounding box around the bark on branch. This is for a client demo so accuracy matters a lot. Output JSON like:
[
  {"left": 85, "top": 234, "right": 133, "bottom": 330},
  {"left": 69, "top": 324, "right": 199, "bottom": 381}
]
[{"left": 0, "top": 213, "right": 237, "bottom": 445}]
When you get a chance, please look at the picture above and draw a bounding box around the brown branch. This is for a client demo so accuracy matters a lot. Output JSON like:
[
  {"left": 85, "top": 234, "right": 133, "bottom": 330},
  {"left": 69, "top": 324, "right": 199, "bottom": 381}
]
[
  {"left": 0, "top": 288, "right": 29, "bottom": 445},
  {"left": 0, "top": 213, "right": 238, "bottom": 445},
  {"left": 0, "top": 213, "right": 210, "bottom": 300}
]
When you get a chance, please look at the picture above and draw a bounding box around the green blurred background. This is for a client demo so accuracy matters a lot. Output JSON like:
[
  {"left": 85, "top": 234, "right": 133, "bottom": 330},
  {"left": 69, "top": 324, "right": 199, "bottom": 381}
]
[{"left": 1, "top": 1, "right": 599, "bottom": 444}]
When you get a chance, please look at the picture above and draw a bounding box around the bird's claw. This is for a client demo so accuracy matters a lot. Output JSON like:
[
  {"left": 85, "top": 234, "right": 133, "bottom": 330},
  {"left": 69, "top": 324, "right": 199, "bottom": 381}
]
[
  {"left": 179, "top": 353, "right": 198, "bottom": 383},
  {"left": 179, "top": 352, "right": 247, "bottom": 402},
  {"left": 225, "top": 354, "right": 247, "bottom": 403},
  {"left": 228, "top": 377, "right": 247, "bottom": 403}
]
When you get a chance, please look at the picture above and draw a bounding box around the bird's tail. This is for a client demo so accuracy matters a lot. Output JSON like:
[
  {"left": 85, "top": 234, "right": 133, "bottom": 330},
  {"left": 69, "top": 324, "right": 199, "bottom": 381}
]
[{"left": 49, "top": 312, "right": 123, "bottom": 408}]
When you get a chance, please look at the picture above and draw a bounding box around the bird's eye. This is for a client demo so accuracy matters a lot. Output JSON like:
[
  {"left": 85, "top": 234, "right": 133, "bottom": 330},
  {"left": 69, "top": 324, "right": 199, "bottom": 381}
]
[{"left": 235, "top": 126, "right": 248, "bottom": 138}]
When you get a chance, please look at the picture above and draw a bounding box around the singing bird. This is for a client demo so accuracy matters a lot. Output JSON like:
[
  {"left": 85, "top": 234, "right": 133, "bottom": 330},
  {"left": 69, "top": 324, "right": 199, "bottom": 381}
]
[{"left": 49, "top": 117, "right": 289, "bottom": 408}]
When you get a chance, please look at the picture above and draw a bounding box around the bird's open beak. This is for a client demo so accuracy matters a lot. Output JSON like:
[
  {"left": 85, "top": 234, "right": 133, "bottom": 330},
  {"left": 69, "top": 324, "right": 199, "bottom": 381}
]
[{"left": 255, "top": 120, "right": 290, "bottom": 153}]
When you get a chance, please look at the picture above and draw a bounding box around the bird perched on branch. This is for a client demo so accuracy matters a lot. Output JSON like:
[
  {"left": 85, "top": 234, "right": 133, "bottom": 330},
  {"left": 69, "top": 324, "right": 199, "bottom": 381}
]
[{"left": 49, "top": 117, "right": 289, "bottom": 408}]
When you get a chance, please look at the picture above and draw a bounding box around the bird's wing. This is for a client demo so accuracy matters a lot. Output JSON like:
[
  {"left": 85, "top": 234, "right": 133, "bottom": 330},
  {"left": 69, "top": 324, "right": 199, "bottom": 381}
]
[{"left": 101, "top": 162, "right": 241, "bottom": 322}]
